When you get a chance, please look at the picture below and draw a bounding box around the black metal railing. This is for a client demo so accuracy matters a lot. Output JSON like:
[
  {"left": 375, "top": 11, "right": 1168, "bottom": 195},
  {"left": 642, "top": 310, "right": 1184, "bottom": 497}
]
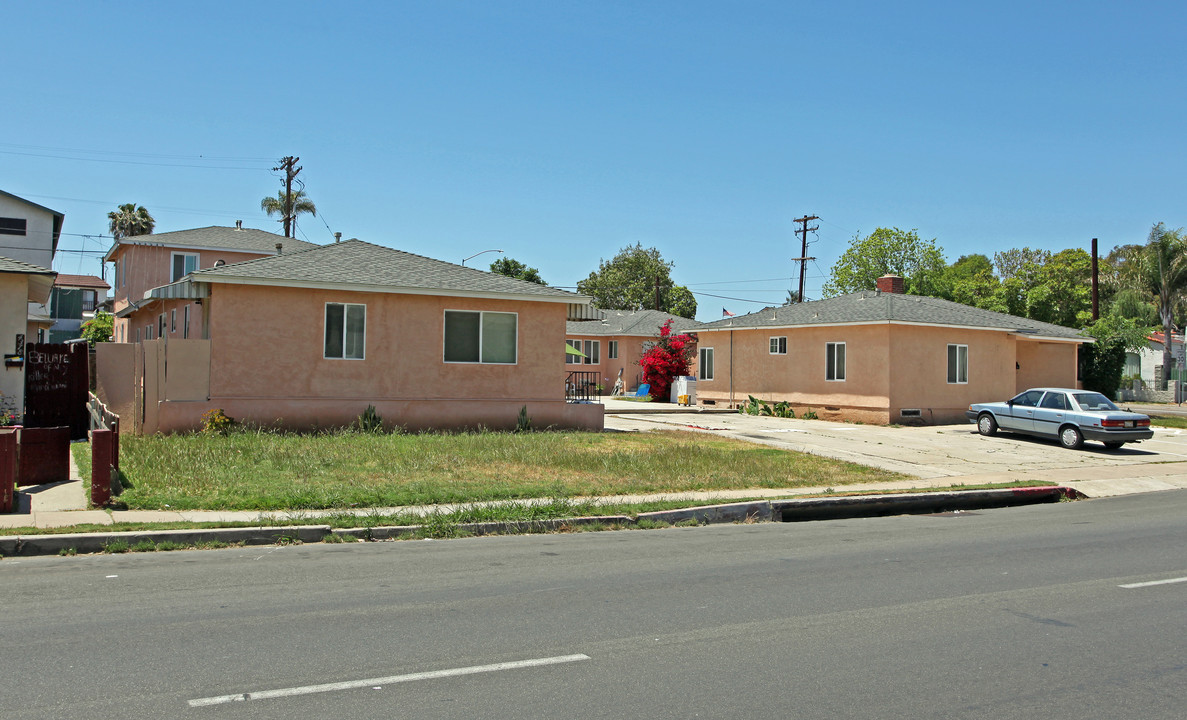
[{"left": 565, "top": 371, "right": 602, "bottom": 403}]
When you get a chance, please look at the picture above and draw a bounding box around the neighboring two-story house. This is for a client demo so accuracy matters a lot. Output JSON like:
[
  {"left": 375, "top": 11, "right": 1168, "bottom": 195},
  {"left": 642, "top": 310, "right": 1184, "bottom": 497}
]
[
  {"left": 0, "top": 189, "right": 65, "bottom": 343},
  {"left": 104, "top": 223, "right": 316, "bottom": 344},
  {"left": 48, "top": 274, "right": 110, "bottom": 343}
]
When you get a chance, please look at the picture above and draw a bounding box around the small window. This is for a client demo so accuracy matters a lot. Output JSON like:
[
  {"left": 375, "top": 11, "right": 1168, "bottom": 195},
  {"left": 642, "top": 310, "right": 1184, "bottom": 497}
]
[
  {"left": 183, "top": 305, "right": 191, "bottom": 339},
  {"left": 699, "top": 347, "right": 715, "bottom": 381},
  {"left": 171, "top": 252, "right": 199, "bottom": 282},
  {"left": 947, "top": 344, "right": 968, "bottom": 384},
  {"left": 324, "top": 302, "right": 366, "bottom": 359},
  {"left": 826, "top": 342, "right": 846, "bottom": 381},
  {"left": 158, "top": 314, "right": 167, "bottom": 339},
  {"left": 608, "top": 340, "right": 619, "bottom": 359},
  {"left": 81, "top": 289, "right": 97, "bottom": 312},
  {"left": 0, "top": 218, "right": 27, "bottom": 236},
  {"left": 583, "top": 340, "right": 600, "bottom": 365},
  {"left": 444, "top": 310, "right": 517, "bottom": 364},
  {"left": 170, "top": 308, "right": 176, "bottom": 333},
  {"left": 769, "top": 336, "right": 787, "bottom": 355},
  {"left": 566, "top": 339, "right": 582, "bottom": 364}
]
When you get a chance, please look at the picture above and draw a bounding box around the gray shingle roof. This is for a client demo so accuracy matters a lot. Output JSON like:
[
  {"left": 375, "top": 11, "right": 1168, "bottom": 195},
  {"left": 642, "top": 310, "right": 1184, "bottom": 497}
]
[
  {"left": 110, "top": 226, "right": 317, "bottom": 255},
  {"left": 189, "top": 239, "right": 585, "bottom": 302},
  {"left": 698, "top": 291, "right": 1086, "bottom": 339},
  {"left": 0, "top": 255, "right": 55, "bottom": 275},
  {"left": 566, "top": 309, "right": 703, "bottom": 336}
]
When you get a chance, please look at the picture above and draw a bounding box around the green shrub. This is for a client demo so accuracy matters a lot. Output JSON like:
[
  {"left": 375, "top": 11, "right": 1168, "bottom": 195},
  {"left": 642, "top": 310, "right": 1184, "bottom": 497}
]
[{"left": 357, "top": 404, "right": 383, "bottom": 433}]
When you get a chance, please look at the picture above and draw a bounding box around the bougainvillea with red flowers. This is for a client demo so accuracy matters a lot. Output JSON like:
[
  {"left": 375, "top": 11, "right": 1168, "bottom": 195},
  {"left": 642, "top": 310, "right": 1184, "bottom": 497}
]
[{"left": 639, "top": 319, "right": 697, "bottom": 401}]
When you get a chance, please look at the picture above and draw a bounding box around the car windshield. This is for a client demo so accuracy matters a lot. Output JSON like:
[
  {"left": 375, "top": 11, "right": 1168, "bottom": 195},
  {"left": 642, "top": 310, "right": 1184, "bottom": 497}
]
[{"left": 1072, "top": 392, "right": 1119, "bottom": 412}]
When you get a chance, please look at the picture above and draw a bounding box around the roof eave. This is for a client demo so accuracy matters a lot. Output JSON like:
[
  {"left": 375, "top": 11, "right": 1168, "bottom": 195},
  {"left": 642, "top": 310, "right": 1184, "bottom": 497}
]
[{"left": 191, "top": 274, "right": 589, "bottom": 305}]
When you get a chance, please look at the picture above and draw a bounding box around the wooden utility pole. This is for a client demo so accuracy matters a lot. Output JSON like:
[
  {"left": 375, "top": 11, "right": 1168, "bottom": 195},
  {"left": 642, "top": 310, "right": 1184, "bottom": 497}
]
[
  {"left": 793, "top": 214, "right": 819, "bottom": 303},
  {"left": 272, "top": 156, "right": 302, "bottom": 238},
  {"left": 655, "top": 275, "right": 662, "bottom": 311},
  {"left": 1091, "top": 238, "right": 1099, "bottom": 321}
]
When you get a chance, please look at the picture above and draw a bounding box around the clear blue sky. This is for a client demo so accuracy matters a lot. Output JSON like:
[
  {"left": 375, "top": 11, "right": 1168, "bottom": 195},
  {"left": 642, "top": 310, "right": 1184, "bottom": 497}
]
[{"left": 6, "top": 0, "right": 1184, "bottom": 321}]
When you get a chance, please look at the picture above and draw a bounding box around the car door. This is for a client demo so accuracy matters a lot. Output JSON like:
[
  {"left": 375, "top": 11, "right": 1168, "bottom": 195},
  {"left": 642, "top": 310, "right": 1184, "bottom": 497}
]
[
  {"left": 999, "top": 390, "right": 1043, "bottom": 432},
  {"left": 1031, "top": 391, "right": 1069, "bottom": 438}
]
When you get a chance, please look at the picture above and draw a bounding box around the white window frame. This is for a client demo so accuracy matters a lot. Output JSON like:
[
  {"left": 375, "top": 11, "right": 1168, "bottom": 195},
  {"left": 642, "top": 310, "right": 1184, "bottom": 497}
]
[
  {"left": 171, "top": 252, "right": 199, "bottom": 282},
  {"left": 699, "top": 347, "right": 714, "bottom": 381},
  {"left": 324, "top": 302, "right": 366, "bottom": 360},
  {"left": 183, "top": 305, "right": 191, "bottom": 339},
  {"left": 443, "top": 310, "right": 519, "bottom": 365},
  {"left": 769, "top": 336, "right": 787, "bottom": 355},
  {"left": 826, "top": 342, "right": 846, "bottom": 381},
  {"left": 947, "top": 343, "right": 969, "bottom": 384},
  {"left": 566, "top": 339, "right": 582, "bottom": 364},
  {"left": 170, "top": 308, "right": 176, "bottom": 333},
  {"left": 608, "top": 340, "right": 619, "bottom": 359},
  {"left": 583, "top": 340, "right": 600, "bottom": 365}
]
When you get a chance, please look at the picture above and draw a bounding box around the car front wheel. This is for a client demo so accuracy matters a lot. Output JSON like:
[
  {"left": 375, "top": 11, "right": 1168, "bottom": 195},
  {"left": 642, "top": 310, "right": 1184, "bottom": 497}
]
[
  {"left": 1059, "top": 425, "right": 1084, "bottom": 450},
  {"left": 977, "top": 413, "right": 998, "bottom": 436}
]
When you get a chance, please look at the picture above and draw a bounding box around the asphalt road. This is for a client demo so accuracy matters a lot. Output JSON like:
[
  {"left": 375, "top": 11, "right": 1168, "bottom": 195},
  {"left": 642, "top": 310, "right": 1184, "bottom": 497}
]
[{"left": 2, "top": 492, "right": 1185, "bottom": 719}]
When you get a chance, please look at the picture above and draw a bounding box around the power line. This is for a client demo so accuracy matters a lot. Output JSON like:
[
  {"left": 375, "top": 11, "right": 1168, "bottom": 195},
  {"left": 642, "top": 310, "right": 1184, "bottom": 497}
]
[
  {"left": 0, "top": 149, "right": 269, "bottom": 170},
  {"left": 0, "top": 142, "right": 274, "bottom": 162}
]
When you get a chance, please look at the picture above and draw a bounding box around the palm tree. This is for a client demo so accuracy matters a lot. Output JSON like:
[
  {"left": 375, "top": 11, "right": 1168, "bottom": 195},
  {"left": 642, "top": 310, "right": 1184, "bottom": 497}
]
[
  {"left": 260, "top": 189, "right": 316, "bottom": 238},
  {"left": 107, "top": 203, "right": 155, "bottom": 240},
  {"left": 1136, "top": 223, "right": 1187, "bottom": 389}
]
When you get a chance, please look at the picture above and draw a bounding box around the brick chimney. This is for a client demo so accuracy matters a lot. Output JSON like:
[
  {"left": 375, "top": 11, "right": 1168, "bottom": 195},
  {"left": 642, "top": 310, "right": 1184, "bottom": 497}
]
[{"left": 876, "top": 274, "right": 905, "bottom": 294}]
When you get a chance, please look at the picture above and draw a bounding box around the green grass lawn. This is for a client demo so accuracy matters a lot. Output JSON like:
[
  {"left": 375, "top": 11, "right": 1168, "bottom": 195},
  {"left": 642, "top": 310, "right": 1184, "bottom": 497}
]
[
  {"left": 74, "top": 428, "right": 909, "bottom": 511},
  {"left": 1149, "top": 415, "right": 1187, "bottom": 429}
]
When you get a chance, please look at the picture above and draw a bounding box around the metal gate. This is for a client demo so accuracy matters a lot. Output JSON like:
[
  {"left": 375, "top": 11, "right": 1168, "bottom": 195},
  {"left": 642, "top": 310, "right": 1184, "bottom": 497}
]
[{"left": 24, "top": 342, "right": 90, "bottom": 440}]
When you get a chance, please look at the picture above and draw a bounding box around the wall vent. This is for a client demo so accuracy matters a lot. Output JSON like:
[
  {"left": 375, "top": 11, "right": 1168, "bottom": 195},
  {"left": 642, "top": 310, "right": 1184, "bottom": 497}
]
[{"left": 900, "top": 409, "right": 922, "bottom": 418}]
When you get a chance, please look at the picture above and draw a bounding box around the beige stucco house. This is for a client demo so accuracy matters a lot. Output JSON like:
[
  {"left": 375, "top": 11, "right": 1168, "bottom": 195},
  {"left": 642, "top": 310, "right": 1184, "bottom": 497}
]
[
  {"left": 0, "top": 189, "right": 65, "bottom": 342},
  {"left": 694, "top": 275, "right": 1088, "bottom": 424},
  {"left": 565, "top": 309, "right": 702, "bottom": 395},
  {"left": 97, "top": 238, "right": 602, "bottom": 433},
  {"left": 0, "top": 257, "right": 57, "bottom": 420}
]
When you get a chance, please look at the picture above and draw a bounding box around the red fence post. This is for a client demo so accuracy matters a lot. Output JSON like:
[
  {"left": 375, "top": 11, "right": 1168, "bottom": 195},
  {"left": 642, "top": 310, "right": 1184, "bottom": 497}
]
[
  {"left": 91, "top": 428, "right": 112, "bottom": 507},
  {"left": 0, "top": 431, "right": 14, "bottom": 513}
]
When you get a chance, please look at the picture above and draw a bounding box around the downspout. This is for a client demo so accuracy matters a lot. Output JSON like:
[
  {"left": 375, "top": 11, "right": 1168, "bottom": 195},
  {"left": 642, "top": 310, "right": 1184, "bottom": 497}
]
[{"left": 729, "top": 329, "right": 734, "bottom": 409}]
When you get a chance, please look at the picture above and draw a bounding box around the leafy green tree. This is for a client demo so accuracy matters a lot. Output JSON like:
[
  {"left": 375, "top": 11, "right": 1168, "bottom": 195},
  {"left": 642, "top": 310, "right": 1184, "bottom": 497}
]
[
  {"left": 107, "top": 203, "right": 155, "bottom": 240},
  {"left": 489, "top": 257, "right": 547, "bottom": 285},
  {"left": 79, "top": 310, "right": 114, "bottom": 344},
  {"left": 260, "top": 189, "right": 316, "bottom": 238},
  {"left": 1133, "top": 223, "right": 1187, "bottom": 388},
  {"left": 822, "top": 228, "right": 946, "bottom": 297},
  {"left": 938, "top": 254, "right": 999, "bottom": 308},
  {"left": 1081, "top": 314, "right": 1152, "bottom": 399},
  {"left": 577, "top": 244, "right": 697, "bottom": 318},
  {"left": 1026, "top": 248, "right": 1093, "bottom": 327}
]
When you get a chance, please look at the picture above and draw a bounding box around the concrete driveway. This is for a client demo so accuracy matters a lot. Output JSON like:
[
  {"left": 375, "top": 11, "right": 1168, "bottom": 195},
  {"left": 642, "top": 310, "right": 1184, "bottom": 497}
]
[{"left": 603, "top": 408, "right": 1187, "bottom": 497}]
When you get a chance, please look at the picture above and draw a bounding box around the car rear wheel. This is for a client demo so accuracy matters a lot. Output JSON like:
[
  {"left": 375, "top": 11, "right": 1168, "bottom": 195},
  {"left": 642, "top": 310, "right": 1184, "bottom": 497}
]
[
  {"left": 1103, "top": 441, "right": 1124, "bottom": 450},
  {"left": 977, "top": 413, "right": 998, "bottom": 436},
  {"left": 1059, "top": 425, "right": 1084, "bottom": 450}
]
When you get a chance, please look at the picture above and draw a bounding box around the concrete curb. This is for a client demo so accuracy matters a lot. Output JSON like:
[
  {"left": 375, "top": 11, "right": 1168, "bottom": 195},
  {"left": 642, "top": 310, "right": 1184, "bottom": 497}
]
[{"left": 0, "top": 488, "right": 1075, "bottom": 557}]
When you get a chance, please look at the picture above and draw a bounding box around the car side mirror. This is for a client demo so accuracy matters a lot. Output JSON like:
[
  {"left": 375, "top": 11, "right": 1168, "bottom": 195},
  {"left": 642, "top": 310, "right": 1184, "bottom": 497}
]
[{"left": 1006, "top": 399, "right": 1013, "bottom": 407}]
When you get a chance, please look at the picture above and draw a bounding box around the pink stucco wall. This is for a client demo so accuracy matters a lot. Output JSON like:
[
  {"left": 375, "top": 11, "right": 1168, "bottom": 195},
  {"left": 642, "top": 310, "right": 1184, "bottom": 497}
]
[
  {"left": 695, "top": 323, "right": 1082, "bottom": 425},
  {"left": 115, "top": 283, "right": 605, "bottom": 433}
]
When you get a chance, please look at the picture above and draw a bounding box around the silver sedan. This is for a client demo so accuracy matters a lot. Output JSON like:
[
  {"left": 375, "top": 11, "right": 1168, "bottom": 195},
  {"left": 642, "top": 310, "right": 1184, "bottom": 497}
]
[{"left": 966, "top": 387, "right": 1153, "bottom": 450}]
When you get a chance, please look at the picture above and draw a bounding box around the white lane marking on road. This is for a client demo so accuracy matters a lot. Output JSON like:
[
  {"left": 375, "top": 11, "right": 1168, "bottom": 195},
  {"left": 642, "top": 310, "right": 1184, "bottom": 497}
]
[
  {"left": 187, "top": 653, "right": 591, "bottom": 707},
  {"left": 1119, "top": 576, "right": 1187, "bottom": 589}
]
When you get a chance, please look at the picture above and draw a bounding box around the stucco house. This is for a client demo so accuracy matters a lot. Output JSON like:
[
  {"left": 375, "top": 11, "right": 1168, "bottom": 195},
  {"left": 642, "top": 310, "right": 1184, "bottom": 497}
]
[
  {"left": 0, "top": 189, "right": 65, "bottom": 342},
  {"left": 48, "top": 274, "right": 110, "bottom": 343},
  {"left": 96, "top": 238, "right": 602, "bottom": 433},
  {"left": 693, "top": 275, "right": 1088, "bottom": 424},
  {"left": 0, "top": 257, "right": 57, "bottom": 420},
  {"left": 565, "top": 309, "right": 703, "bottom": 395},
  {"left": 1125, "top": 332, "right": 1185, "bottom": 386},
  {"left": 105, "top": 224, "right": 317, "bottom": 345}
]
